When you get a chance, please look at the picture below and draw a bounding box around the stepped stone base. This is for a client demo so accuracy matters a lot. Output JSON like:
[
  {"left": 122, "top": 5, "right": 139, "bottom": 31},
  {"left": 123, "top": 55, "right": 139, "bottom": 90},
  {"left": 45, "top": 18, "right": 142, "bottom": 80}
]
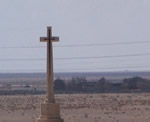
[
  {"left": 37, "top": 119, "right": 63, "bottom": 122},
  {"left": 37, "top": 102, "right": 64, "bottom": 122}
]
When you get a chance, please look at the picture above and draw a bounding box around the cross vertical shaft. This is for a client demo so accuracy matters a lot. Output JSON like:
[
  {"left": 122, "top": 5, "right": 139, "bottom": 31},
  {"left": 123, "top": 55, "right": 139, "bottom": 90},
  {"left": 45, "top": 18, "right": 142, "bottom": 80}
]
[
  {"left": 47, "top": 28, "right": 55, "bottom": 103},
  {"left": 40, "top": 26, "right": 59, "bottom": 103},
  {"left": 37, "top": 26, "right": 63, "bottom": 122}
]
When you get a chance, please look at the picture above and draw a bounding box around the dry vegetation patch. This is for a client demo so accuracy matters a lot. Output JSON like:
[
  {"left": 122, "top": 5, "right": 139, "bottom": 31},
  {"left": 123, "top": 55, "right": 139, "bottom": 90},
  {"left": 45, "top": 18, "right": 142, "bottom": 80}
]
[{"left": 0, "top": 93, "right": 150, "bottom": 122}]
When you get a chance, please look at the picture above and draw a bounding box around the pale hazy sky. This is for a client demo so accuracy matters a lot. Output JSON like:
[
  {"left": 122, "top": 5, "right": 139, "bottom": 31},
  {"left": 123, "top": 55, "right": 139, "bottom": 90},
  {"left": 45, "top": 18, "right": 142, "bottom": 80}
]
[{"left": 0, "top": 0, "right": 150, "bottom": 73}]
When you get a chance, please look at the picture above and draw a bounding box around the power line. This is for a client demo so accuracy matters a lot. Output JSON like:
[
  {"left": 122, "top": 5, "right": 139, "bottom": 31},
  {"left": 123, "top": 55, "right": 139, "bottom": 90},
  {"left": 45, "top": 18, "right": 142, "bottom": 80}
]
[
  {"left": 0, "top": 70, "right": 45, "bottom": 72},
  {"left": 0, "top": 41, "right": 150, "bottom": 49},
  {"left": 57, "top": 65, "right": 150, "bottom": 71},
  {"left": 0, "top": 65, "right": 150, "bottom": 72},
  {"left": 0, "top": 58, "right": 45, "bottom": 61},
  {"left": 0, "top": 58, "right": 149, "bottom": 68},
  {"left": 54, "top": 53, "right": 150, "bottom": 60},
  {"left": 55, "top": 41, "right": 150, "bottom": 47},
  {"left": 0, "top": 46, "right": 45, "bottom": 49},
  {"left": 0, "top": 52, "right": 149, "bottom": 61},
  {"left": 0, "top": 61, "right": 149, "bottom": 70}
]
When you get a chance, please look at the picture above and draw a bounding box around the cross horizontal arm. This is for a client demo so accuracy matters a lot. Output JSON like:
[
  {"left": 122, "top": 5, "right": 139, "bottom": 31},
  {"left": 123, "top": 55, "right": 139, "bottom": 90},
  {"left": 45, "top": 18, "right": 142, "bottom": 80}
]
[
  {"left": 40, "top": 37, "right": 59, "bottom": 42},
  {"left": 51, "top": 36, "right": 59, "bottom": 42},
  {"left": 40, "top": 37, "right": 48, "bottom": 42}
]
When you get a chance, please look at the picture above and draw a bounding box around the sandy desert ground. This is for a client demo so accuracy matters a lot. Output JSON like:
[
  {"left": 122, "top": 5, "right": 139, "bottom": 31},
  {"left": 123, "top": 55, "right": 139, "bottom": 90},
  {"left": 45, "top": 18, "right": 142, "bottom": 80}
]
[{"left": 0, "top": 93, "right": 150, "bottom": 122}]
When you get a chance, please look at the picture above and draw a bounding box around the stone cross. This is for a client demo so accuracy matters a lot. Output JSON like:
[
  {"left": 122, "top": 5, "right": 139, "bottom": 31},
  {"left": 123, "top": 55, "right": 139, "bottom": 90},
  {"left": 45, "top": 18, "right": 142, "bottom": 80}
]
[
  {"left": 40, "top": 26, "right": 59, "bottom": 103},
  {"left": 37, "top": 26, "right": 63, "bottom": 122}
]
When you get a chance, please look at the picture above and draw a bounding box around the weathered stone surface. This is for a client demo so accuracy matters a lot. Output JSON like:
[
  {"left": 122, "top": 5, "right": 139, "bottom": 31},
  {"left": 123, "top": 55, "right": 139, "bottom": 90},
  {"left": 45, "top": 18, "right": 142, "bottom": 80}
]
[
  {"left": 40, "top": 103, "right": 60, "bottom": 118},
  {"left": 37, "top": 103, "right": 63, "bottom": 122},
  {"left": 37, "top": 118, "right": 63, "bottom": 122},
  {"left": 37, "top": 26, "right": 63, "bottom": 122}
]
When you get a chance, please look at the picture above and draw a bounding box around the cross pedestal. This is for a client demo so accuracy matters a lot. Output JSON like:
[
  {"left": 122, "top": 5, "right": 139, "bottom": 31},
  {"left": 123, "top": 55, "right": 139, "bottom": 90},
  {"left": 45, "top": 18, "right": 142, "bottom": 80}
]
[{"left": 37, "top": 27, "right": 63, "bottom": 122}]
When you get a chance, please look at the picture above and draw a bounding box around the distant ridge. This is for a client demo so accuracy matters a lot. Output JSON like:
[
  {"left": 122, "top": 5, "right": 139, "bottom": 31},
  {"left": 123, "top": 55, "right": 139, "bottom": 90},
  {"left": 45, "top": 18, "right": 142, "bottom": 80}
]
[{"left": 0, "top": 71, "right": 150, "bottom": 79}]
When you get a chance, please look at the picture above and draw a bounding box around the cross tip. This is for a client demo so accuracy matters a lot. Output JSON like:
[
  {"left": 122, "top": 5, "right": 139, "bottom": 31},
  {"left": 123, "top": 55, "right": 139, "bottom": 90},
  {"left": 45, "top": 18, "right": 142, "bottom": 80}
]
[{"left": 47, "top": 26, "right": 52, "bottom": 29}]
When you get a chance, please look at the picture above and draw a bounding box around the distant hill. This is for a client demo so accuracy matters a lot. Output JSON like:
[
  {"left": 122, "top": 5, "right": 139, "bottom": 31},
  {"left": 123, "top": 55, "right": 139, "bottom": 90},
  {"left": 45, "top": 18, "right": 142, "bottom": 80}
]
[
  {"left": 55, "top": 71, "right": 150, "bottom": 79},
  {"left": 0, "top": 73, "right": 46, "bottom": 78},
  {"left": 0, "top": 71, "right": 150, "bottom": 80},
  {"left": 1, "top": 72, "right": 150, "bottom": 94}
]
